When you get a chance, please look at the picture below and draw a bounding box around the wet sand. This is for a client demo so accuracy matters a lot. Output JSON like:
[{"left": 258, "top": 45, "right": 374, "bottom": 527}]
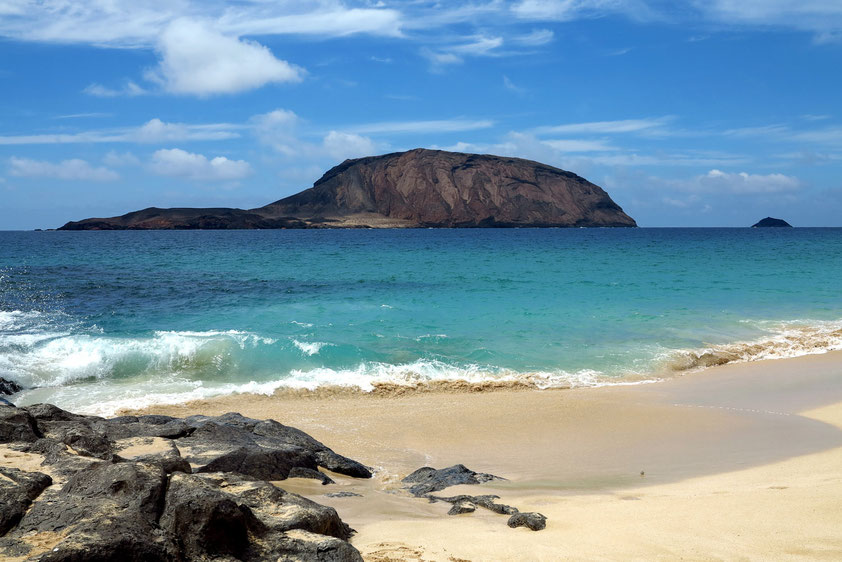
[{"left": 136, "top": 351, "right": 842, "bottom": 560}]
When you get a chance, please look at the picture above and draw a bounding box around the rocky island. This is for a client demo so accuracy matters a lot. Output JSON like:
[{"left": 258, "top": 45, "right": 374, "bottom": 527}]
[
  {"left": 59, "top": 149, "right": 636, "bottom": 230},
  {"left": 752, "top": 217, "right": 793, "bottom": 227}
]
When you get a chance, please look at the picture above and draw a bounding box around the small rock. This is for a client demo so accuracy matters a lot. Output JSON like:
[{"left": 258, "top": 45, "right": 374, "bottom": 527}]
[
  {"left": 431, "top": 494, "right": 518, "bottom": 516},
  {"left": 325, "top": 491, "right": 363, "bottom": 498},
  {"left": 0, "top": 378, "right": 22, "bottom": 396},
  {"left": 402, "top": 464, "right": 505, "bottom": 496},
  {"left": 447, "top": 500, "right": 476, "bottom": 515},
  {"left": 288, "top": 466, "right": 335, "bottom": 485},
  {"left": 507, "top": 512, "right": 547, "bottom": 531}
]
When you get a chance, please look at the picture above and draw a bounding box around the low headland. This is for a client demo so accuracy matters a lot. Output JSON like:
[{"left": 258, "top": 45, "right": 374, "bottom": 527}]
[{"left": 3, "top": 350, "right": 842, "bottom": 560}]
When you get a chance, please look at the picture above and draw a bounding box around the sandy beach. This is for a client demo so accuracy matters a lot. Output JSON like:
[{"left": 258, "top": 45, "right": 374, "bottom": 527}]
[{"left": 127, "top": 350, "right": 842, "bottom": 560}]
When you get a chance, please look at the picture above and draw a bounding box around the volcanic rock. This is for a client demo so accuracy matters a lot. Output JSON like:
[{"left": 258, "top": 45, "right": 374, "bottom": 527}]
[
  {"left": 0, "top": 467, "right": 52, "bottom": 536},
  {"left": 0, "top": 377, "right": 22, "bottom": 396},
  {"left": 402, "top": 464, "right": 505, "bottom": 496},
  {"left": 507, "top": 511, "right": 548, "bottom": 531},
  {"left": 0, "top": 404, "right": 367, "bottom": 561},
  {"left": 59, "top": 149, "right": 636, "bottom": 229}
]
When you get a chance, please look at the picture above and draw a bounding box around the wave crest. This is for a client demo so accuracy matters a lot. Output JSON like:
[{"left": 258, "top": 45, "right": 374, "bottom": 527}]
[{"left": 667, "top": 320, "right": 842, "bottom": 372}]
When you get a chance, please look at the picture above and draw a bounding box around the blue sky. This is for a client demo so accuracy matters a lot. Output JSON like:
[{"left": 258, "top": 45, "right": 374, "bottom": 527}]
[{"left": 1, "top": 1, "right": 841, "bottom": 229}]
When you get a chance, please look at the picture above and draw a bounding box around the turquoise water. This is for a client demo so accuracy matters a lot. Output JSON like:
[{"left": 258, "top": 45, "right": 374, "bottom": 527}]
[{"left": 2, "top": 228, "right": 841, "bottom": 414}]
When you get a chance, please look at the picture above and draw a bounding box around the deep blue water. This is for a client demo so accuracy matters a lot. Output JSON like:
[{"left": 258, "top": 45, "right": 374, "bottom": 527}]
[{"left": 1, "top": 228, "right": 841, "bottom": 414}]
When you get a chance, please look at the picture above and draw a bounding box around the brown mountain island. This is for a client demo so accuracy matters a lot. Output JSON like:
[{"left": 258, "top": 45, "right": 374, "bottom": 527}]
[{"left": 59, "top": 149, "right": 637, "bottom": 230}]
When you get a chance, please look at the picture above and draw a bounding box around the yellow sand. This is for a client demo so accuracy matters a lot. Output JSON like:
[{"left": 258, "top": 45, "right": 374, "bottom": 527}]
[{"left": 133, "top": 351, "right": 842, "bottom": 560}]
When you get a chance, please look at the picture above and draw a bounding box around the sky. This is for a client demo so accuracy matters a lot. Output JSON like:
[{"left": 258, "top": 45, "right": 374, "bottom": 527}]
[{"left": 1, "top": 1, "right": 841, "bottom": 229}]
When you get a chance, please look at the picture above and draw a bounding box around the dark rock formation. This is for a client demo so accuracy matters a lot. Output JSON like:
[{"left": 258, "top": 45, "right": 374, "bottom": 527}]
[
  {"left": 0, "top": 404, "right": 367, "bottom": 561},
  {"left": 507, "top": 512, "right": 548, "bottom": 531},
  {"left": 403, "top": 464, "right": 548, "bottom": 531},
  {"left": 59, "top": 149, "right": 636, "bottom": 229},
  {"left": 0, "top": 377, "right": 22, "bottom": 396},
  {"left": 402, "top": 464, "right": 505, "bottom": 497},
  {"left": 0, "top": 467, "right": 52, "bottom": 536},
  {"left": 752, "top": 217, "right": 792, "bottom": 227},
  {"left": 325, "top": 491, "right": 363, "bottom": 498},
  {"left": 430, "top": 494, "right": 519, "bottom": 516}
]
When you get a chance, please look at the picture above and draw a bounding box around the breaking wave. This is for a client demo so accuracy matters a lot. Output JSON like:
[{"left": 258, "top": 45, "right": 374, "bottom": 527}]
[
  {"left": 4, "top": 306, "right": 842, "bottom": 416},
  {"left": 666, "top": 320, "right": 842, "bottom": 372}
]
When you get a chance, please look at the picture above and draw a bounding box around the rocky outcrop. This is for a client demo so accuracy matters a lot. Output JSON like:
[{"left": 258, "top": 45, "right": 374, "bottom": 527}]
[
  {"left": 0, "top": 403, "right": 367, "bottom": 561},
  {"left": 0, "top": 377, "right": 22, "bottom": 396},
  {"left": 507, "top": 512, "right": 548, "bottom": 531},
  {"left": 402, "top": 464, "right": 505, "bottom": 497},
  {"left": 402, "top": 464, "right": 547, "bottom": 531},
  {"left": 59, "top": 149, "right": 636, "bottom": 229},
  {"left": 752, "top": 217, "right": 792, "bottom": 227}
]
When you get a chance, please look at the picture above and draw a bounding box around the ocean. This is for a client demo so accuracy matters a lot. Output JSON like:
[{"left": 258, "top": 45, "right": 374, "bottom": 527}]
[{"left": 2, "top": 228, "right": 841, "bottom": 415}]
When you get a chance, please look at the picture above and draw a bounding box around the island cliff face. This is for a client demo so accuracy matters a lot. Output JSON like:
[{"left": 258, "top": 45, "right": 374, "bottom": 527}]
[{"left": 59, "top": 149, "right": 636, "bottom": 230}]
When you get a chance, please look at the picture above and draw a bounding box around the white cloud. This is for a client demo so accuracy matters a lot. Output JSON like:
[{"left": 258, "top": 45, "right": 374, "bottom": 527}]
[
  {"left": 0, "top": 118, "right": 242, "bottom": 145},
  {"left": 514, "top": 28, "right": 555, "bottom": 46},
  {"left": 54, "top": 112, "right": 113, "bottom": 120},
  {"left": 503, "top": 75, "right": 527, "bottom": 95},
  {"left": 533, "top": 117, "right": 674, "bottom": 135},
  {"left": 793, "top": 126, "right": 842, "bottom": 146},
  {"left": 723, "top": 124, "right": 790, "bottom": 137},
  {"left": 0, "top": 1, "right": 403, "bottom": 47},
  {"left": 322, "top": 131, "right": 376, "bottom": 160},
  {"left": 250, "top": 109, "right": 303, "bottom": 156},
  {"left": 697, "top": 0, "right": 842, "bottom": 41},
  {"left": 131, "top": 118, "right": 242, "bottom": 143},
  {"left": 251, "top": 108, "right": 378, "bottom": 160},
  {"left": 84, "top": 81, "right": 147, "bottom": 97},
  {"left": 512, "top": 0, "right": 654, "bottom": 21},
  {"left": 677, "top": 169, "right": 803, "bottom": 194},
  {"left": 147, "top": 19, "right": 304, "bottom": 96},
  {"left": 149, "top": 148, "right": 252, "bottom": 181},
  {"left": 217, "top": 6, "right": 403, "bottom": 38},
  {"left": 103, "top": 151, "right": 140, "bottom": 167},
  {"left": 542, "top": 139, "right": 617, "bottom": 152},
  {"left": 449, "top": 35, "right": 504, "bottom": 56},
  {"left": 9, "top": 157, "right": 119, "bottom": 181},
  {"left": 346, "top": 118, "right": 495, "bottom": 135},
  {"left": 420, "top": 47, "right": 464, "bottom": 67}
]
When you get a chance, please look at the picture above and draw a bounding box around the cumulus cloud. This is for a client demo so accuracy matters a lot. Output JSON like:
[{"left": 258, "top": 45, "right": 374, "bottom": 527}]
[
  {"left": 146, "top": 19, "right": 304, "bottom": 96},
  {"left": 9, "top": 157, "right": 119, "bottom": 181},
  {"left": 149, "top": 148, "right": 252, "bottom": 181},
  {"left": 250, "top": 109, "right": 303, "bottom": 156},
  {"left": 322, "top": 131, "right": 375, "bottom": 160},
  {"left": 251, "top": 109, "right": 377, "bottom": 160}
]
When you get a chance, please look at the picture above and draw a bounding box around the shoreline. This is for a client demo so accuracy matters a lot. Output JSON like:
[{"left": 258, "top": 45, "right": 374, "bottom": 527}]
[{"left": 132, "top": 350, "right": 842, "bottom": 560}]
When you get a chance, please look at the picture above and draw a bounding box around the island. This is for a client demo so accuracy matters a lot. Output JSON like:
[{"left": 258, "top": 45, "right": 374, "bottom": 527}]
[
  {"left": 58, "top": 149, "right": 636, "bottom": 230},
  {"left": 751, "top": 217, "right": 793, "bottom": 228}
]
